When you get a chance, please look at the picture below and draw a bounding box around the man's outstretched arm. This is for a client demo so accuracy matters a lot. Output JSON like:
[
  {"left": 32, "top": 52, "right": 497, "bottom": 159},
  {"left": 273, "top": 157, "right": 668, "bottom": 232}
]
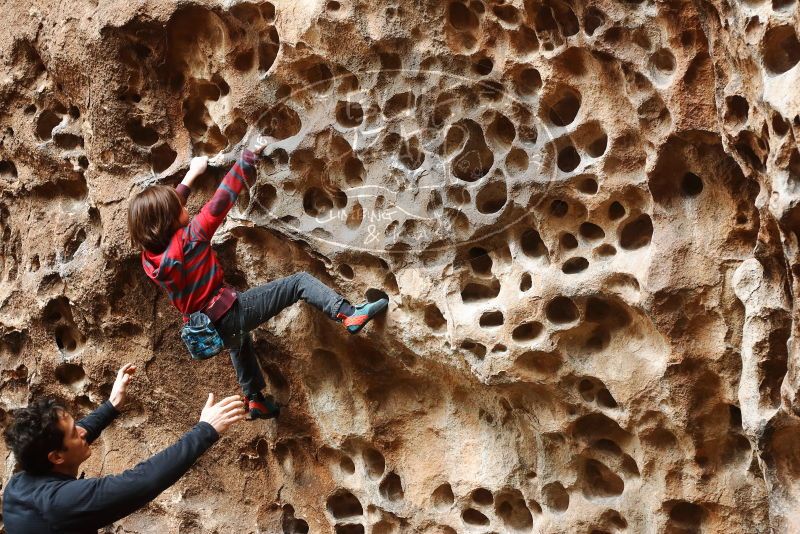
[
  {"left": 43, "top": 393, "right": 245, "bottom": 532},
  {"left": 76, "top": 364, "right": 135, "bottom": 444}
]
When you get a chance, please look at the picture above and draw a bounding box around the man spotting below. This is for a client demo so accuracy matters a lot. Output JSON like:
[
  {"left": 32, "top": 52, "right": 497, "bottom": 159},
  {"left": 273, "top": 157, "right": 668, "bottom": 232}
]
[{"left": 2, "top": 363, "right": 245, "bottom": 534}]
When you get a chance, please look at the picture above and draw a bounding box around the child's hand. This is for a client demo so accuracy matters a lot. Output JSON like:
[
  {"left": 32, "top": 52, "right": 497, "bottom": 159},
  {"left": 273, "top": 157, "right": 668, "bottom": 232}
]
[
  {"left": 189, "top": 156, "right": 208, "bottom": 176},
  {"left": 251, "top": 135, "right": 275, "bottom": 157}
]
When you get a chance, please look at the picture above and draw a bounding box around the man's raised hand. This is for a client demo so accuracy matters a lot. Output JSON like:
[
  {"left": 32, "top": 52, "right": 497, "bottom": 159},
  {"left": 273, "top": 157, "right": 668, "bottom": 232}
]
[
  {"left": 200, "top": 393, "right": 246, "bottom": 435},
  {"left": 109, "top": 363, "right": 136, "bottom": 409}
]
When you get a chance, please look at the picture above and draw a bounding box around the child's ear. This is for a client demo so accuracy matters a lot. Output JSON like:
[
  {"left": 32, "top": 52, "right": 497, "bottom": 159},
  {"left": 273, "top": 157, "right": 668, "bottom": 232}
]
[{"left": 47, "top": 450, "right": 66, "bottom": 466}]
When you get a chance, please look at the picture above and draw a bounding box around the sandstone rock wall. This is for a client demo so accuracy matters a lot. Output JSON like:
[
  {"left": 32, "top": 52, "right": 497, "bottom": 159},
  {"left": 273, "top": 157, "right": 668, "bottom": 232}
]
[{"left": 0, "top": 0, "right": 799, "bottom": 532}]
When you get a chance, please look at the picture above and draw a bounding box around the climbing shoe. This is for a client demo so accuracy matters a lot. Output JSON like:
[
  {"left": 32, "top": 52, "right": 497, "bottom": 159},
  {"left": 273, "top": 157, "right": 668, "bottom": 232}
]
[
  {"left": 337, "top": 298, "right": 389, "bottom": 334},
  {"left": 246, "top": 392, "right": 281, "bottom": 420}
]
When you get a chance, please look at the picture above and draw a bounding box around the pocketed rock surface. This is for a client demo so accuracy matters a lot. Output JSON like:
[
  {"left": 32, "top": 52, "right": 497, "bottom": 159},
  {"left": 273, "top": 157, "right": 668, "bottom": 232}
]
[{"left": 1, "top": 0, "right": 800, "bottom": 532}]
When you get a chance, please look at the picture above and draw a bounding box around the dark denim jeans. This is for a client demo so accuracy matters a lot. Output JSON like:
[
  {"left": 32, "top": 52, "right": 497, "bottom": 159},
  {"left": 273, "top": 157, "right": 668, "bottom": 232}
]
[{"left": 214, "top": 272, "right": 345, "bottom": 396}]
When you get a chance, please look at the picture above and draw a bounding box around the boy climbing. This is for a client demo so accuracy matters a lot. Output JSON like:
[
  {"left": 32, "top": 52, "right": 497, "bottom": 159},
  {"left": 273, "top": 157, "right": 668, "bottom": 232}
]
[{"left": 127, "top": 139, "right": 389, "bottom": 420}]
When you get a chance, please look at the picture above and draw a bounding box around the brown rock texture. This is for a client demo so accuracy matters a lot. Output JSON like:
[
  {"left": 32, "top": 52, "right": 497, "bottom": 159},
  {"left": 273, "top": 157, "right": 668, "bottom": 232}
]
[{"left": 1, "top": 0, "right": 800, "bottom": 532}]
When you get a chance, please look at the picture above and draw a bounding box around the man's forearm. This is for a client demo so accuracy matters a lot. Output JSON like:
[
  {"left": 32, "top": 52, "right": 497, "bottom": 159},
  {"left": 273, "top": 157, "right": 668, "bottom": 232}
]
[{"left": 76, "top": 401, "right": 119, "bottom": 444}]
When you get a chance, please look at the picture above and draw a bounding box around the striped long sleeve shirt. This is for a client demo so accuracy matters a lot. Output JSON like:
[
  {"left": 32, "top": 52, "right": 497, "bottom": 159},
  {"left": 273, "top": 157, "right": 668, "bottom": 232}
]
[{"left": 141, "top": 149, "right": 258, "bottom": 319}]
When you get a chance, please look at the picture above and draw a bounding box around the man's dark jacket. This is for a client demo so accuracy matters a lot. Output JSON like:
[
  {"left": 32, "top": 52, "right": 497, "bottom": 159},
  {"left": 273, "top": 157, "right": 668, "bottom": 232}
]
[{"left": 2, "top": 401, "right": 219, "bottom": 533}]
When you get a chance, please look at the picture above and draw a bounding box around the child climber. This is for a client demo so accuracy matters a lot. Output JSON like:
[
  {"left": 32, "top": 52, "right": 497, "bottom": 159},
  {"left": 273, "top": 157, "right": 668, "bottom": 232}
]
[{"left": 127, "top": 139, "right": 389, "bottom": 419}]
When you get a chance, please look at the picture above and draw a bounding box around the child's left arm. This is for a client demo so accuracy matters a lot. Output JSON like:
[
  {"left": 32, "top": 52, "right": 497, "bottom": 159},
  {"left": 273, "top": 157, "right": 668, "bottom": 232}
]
[
  {"left": 175, "top": 156, "right": 208, "bottom": 205},
  {"left": 188, "top": 141, "right": 268, "bottom": 241}
]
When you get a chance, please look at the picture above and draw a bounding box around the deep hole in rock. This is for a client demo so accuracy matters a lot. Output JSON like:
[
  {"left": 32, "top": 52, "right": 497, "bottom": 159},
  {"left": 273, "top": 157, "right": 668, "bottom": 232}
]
[
  {"left": 546, "top": 296, "right": 579, "bottom": 324},
  {"left": 150, "top": 144, "right": 177, "bottom": 173},
  {"left": 448, "top": 1, "right": 479, "bottom": 31},
  {"left": 0, "top": 160, "right": 18, "bottom": 178},
  {"left": 462, "top": 508, "right": 490, "bottom": 526},
  {"left": 338, "top": 264, "right": 354, "bottom": 279},
  {"left": 561, "top": 233, "right": 578, "bottom": 250},
  {"left": 476, "top": 181, "right": 507, "bottom": 214},
  {"left": 461, "top": 279, "right": 500, "bottom": 303},
  {"left": 479, "top": 310, "right": 504, "bottom": 327},
  {"left": 582, "top": 459, "right": 624, "bottom": 499},
  {"left": 681, "top": 172, "right": 703, "bottom": 197},
  {"left": 563, "top": 257, "right": 589, "bottom": 274},
  {"left": 53, "top": 133, "right": 83, "bottom": 150},
  {"left": 339, "top": 455, "right": 355, "bottom": 474},
  {"left": 326, "top": 490, "right": 363, "bottom": 519},
  {"left": 725, "top": 95, "right": 749, "bottom": 124},
  {"left": 302, "top": 187, "right": 333, "bottom": 217},
  {"left": 450, "top": 120, "right": 494, "bottom": 182},
  {"left": 54, "top": 362, "right": 85, "bottom": 385},
  {"left": 542, "top": 482, "right": 570, "bottom": 512},
  {"left": 126, "top": 118, "right": 159, "bottom": 146},
  {"left": 473, "top": 56, "right": 494, "bottom": 75},
  {"left": 495, "top": 491, "right": 533, "bottom": 531},
  {"left": 493, "top": 4, "right": 520, "bottom": 24},
  {"left": 471, "top": 487, "right": 494, "bottom": 505},
  {"left": 596, "top": 388, "right": 617, "bottom": 408},
  {"left": 669, "top": 501, "right": 705, "bottom": 527},
  {"left": 384, "top": 92, "right": 415, "bottom": 117},
  {"left": 55, "top": 325, "right": 84, "bottom": 353},
  {"left": 336, "top": 101, "right": 364, "bottom": 128},
  {"left": 619, "top": 214, "right": 653, "bottom": 250},
  {"left": 468, "top": 247, "right": 492, "bottom": 275},
  {"left": 650, "top": 48, "right": 676, "bottom": 73},
  {"left": 762, "top": 25, "right": 800, "bottom": 74},
  {"left": 424, "top": 304, "right": 447, "bottom": 331},
  {"left": 587, "top": 134, "right": 608, "bottom": 158},
  {"left": 557, "top": 145, "right": 580, "bottom": 172},
  {"left": 579, "top": 222, "right": 605, "bottom": 241},
  {"left": 379, "top": 472, "right": 404, "bottom": 501},
  {"left": 334, "top": 525, "right": 364, "bottom": 534},
  {"left": 259, "top": 104, "right": 301, "bottom": 139},
  {"left": 550, "top": 199, "right": 569, "bottom": 217},
  {"left": 520, "top": 229, "right": 547, "bottom": 257},
  {"left": 512, "top": 322, "right": 543, "bottom": 342},
  {"left": 608, "top": 201, "right": 625, "bottom": 220},
  {"left": 515, "top": 67, "right": 542, "bottom": 95},
  {"left": 461, "top": 339, "right": 488, "bottom": 359},
  {"left": 548, "top": 90, "right": 581, "bottom": 126},
  {"left": 578, "top": 177, "right": 598, "bottom": 194},
  {"left": 487, "top": 114, "right": 516, "bottom": 148},
  {"left": 432, "top": 483, "right": 455, "bottom": 509},
  {"left": 303, "top": 62, "right": 333, "bottom": 93},
  {"left": 584, "top": 8, "right": 605, "bottom": 35},
  {"left": 506, "top": 148, "right": 529, "bottom": 174},
  {"left": 520, "top": 272, "right": 532, "bottom": 291},
  {"left": 36, "top": 110, "right": 61, "bottom": 140}
]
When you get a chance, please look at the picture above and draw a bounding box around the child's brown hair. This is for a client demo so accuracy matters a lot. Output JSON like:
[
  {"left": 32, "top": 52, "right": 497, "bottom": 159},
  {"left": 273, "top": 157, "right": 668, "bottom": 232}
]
[{"left": 127, "top": 185, "right": 182, "bottom": 253}]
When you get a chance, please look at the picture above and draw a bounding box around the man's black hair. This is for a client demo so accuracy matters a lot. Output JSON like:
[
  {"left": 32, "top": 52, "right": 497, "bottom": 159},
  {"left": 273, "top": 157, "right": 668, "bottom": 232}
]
[{"left": 3, "top": 398, "right": 66, "bottom": 475}]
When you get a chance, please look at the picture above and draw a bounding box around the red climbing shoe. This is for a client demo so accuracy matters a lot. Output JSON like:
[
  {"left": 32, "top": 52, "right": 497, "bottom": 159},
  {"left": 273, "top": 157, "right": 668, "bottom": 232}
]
[
  {"left": 336, "top": 298, "right": 389, "bottom": 334},
  {"left": 246, "top": 393, "right": 281, "bottom": 420}
]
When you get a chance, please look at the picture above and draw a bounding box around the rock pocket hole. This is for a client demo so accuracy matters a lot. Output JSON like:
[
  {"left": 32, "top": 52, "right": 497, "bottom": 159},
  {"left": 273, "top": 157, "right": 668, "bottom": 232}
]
[
  {"left": 619, "top": 214, "right": 653, "bottom": 250},
  {"left": 608, "top": 201, "right": 625, "bottom": 220},
  {"left": 338, "top": 264, "right": 354, "bottom": 280},
  {"left": 563, "top": 257, "right": 589, "bottom": 273},
  {"left": 303, "top": 187, "right": 333, "bottom": 217},
  {"left": 461, "top": 280, "right": 501, "bottom": 302},
  {"left": 476, "top": 181, "right": 507, "bottom": 214},
  {"left": 471, "top": 487, "right": 494, "bottom": 505},
  {"left": 54, "top": 362, "right": 85, "bottom": 386},
  {"left": 514, "top": 68, "right": 542, "bottom": 96},
  {"left": 547, "top": 90, "right": 581, "bottom": 126},
  {"left": 432, "top": 483, "right": 455, "bottom": 509},
  {"left": 379, "top": 472, "right": 404, "bottom": 501},
  {"left": 462, "top": 508, "right": 490, "bottom": 526},
  {"left": 579, "top": 222, "right": 605, "bottom": 241},
  {"left": 577, "top": 177, "right": 598, "bottom": 194},
  {"left": 545, "top": 297, "right": 579, "bottom": 324},
  {"left": 560, "top": 233, "right": 578, "bottom": 250},
  {"left": 762, "top": 25, "right": 800, "bottom": 75},
  {"left": 542, "top": 482, "right": 569, "bottom": 512},
  {"left": 479, "top": 310, "right": 504, "bottom": 328},
  {"left": 680, "top": 172, "right": 703, "bottom": 197},
  {"left": 515, "top": 350, "right": 562, "bottom": 374},
  {"left": 363, "top": 447, "right": 386, "bottom": 479},
  {"left": 336, "top": 101, "right": 364, "bottom": 128},
  {"left": 550, "top": 199, "right": 569, "bottom": 217},
  {"left": 448, "top": 1, "right": 480, "bottom": 31},
  {"left": 557, "top": 145, "right": 580, "bottom": 172},
  {"left": 520, "top": 229, "right": 548, "bottom": 258},
  {"left": 327, "top": 490, "right": 363, "bottom": 520},
  {"left": 334, "top": 525, "right": 364, "bottom": 534},
  {"left": 126, "top": 118, "right": 159, "bottom": 146},
  {"left": 339, "top": 455, "right": 355, "bottom": 474},
  {"left": 512, "top": 322, "right": 543, "bottom": 342},
  {"left": 36, "top": 110, "right": 61, "bottom": 140},
  {"left": 473, "top": 56, "right": 494, "bottom": 75},
  {"left": 468, "top": 247, "right": 493, "bottom": 275},
  {"left": 55, "top": 325, "right": 84, "bottom": 353},
  {"left": 520, "top": 272, "right": 532, "bottom": 291},
  {"left": 150, "top": 144, "right": 177, "bottom": 173},
  {"left": 424, "top": 304, "right": 447, "bottom": 332}
]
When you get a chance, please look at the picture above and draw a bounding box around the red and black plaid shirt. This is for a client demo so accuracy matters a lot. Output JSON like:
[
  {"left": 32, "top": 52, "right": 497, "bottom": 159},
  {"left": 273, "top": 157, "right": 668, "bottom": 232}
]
[{"left": 141, "top": 150, "right": 257, "bottom": 319}]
